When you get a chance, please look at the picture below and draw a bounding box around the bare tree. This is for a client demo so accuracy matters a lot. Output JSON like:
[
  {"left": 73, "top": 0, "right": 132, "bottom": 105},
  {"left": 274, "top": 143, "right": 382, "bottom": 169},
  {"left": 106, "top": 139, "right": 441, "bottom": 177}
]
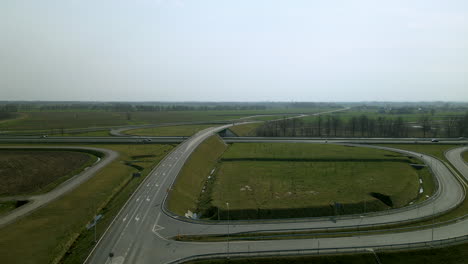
[{"left": 420, "top": 115, "right": 432, "bottom": 138}]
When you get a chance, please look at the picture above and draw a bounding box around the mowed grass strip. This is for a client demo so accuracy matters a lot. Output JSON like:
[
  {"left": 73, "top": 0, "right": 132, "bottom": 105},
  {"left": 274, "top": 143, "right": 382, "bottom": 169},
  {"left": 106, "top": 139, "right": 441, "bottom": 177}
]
[
  {"left": 222, "top": 143, "right": 414, "bottom": 161},
  {"left": 0, "top": 150, "right": 94, "bottom": 196},
  {"left": 167, "top": 135, "right": 227, "bottom": 216},
  {"left": 212, "top": 160, "right": 419, "bottom": 219},
  {"left": 126, "top": 124, "right": 215, "bottom": 137},
  {"left": 229, "top": 123, "right": 263, "bottom": 136},
  {"left": 0, "top": 144, "right": 173, "bottom": 264},
  {"left": 463, "top": 151, "right": 468, "bottom": 162}
]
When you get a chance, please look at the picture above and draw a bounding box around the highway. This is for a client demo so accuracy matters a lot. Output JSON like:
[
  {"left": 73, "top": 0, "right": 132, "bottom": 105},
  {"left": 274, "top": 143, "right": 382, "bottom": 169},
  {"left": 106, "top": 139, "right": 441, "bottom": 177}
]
[
  {"left": 0, "top": 146, "right": 118, "bottom": 227},
  {"left": 84, "top": 124, "right": 468, "bottom": 264}
]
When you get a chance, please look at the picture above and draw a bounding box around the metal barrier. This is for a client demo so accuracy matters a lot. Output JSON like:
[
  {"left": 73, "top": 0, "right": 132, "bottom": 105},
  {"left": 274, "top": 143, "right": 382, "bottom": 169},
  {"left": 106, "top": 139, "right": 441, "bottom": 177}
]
[{"left": 170, "top": 235, "right": 468, "bottom": 264}]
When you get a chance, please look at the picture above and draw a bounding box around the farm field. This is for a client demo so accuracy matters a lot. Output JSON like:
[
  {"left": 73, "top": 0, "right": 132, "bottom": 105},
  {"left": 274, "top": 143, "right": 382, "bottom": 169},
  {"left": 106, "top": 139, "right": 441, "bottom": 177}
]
[
  {"left": 126, "top": 124, "right": 215, "bottom": 137},
  {"left": 0, "top": 150, "right": 95, "bottom": 196},
  {"left": 0, "top": 143, "right": 174, "bottom": 264},
  {"left": 0, "top": 107, "right": 338, "bottom": 131}
]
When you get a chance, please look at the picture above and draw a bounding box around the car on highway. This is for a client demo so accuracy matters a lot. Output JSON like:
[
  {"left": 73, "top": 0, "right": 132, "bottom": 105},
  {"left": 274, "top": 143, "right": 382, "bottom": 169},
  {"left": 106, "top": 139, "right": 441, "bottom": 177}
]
[
  {"left": 431, "top": 138, "right": 439, "bottom": 142},
  {"left": 142, "top": 138, "right": 152, "bottom": 143}
]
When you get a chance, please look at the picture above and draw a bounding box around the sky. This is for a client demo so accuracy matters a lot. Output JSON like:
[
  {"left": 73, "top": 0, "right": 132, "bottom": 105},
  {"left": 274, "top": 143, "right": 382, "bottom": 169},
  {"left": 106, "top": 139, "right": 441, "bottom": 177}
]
[{"left": 1, "top": 0, "right": 467, "bottom": 102}]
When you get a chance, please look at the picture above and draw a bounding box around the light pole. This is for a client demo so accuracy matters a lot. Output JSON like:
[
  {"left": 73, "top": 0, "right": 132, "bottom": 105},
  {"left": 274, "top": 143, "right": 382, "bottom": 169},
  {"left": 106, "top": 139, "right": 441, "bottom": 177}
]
[
  {"left": 358, "top": 215, "right": 364, "bottom": 237},
  {"left": 226, "top": 202, "right": 230, "bottom": 258}
]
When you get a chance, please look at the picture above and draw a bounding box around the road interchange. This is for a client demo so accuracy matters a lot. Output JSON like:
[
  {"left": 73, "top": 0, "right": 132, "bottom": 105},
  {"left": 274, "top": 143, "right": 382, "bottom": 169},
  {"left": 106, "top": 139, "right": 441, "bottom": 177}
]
[{"left": 83, "top": 124, "right": 468, "bottom": 264}]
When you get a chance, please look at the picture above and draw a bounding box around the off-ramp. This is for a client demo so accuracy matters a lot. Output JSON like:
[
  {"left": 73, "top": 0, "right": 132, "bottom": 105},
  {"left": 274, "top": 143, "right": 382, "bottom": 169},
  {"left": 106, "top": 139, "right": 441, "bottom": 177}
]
[{"left": 84, "top": 125, "right": 468, "bottom": 264}]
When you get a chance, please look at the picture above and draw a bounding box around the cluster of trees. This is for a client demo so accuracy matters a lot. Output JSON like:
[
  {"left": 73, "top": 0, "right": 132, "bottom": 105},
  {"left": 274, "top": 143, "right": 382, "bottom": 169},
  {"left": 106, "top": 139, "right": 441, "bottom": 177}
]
[
  {"left": 0, "top": 104, "right": 18, "bottom": 120},
  {"left": 255, "top": 113, "right": 468, "bottom": 138},
  {"left": 3, "top": 103, "right": 268, "bottom": 112}
]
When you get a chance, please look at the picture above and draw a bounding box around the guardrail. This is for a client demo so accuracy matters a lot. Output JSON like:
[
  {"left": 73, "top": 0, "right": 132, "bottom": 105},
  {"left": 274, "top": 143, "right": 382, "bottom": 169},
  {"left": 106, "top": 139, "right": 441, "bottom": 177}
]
[{"left": 170, "top": 235, "right": 468, "bottom": 264}]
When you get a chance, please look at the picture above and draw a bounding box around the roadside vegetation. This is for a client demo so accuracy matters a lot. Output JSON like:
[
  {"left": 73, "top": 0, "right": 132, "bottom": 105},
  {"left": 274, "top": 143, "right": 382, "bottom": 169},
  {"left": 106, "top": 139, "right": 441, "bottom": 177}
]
[
  {"left": 126, "top": 124, "right": 215, "bottom": 137},
  {"left": 167, "top": 135, "right": 227, "bottom": 216},
  {"left": 0, "top": 150, "right": 95, "bottom": 196},
  {"left": 0, "top": 102, "right": 339, "bottom": 132},
  {"left": 0, "top": 143, "right": 174, "bottom": 264},
  {"left": 229, "top": 123, "right": 263, "bottom": 136},
  {"left": 185, "top": 242, "right": 467, "bottom": 264},
  {"left": 463, "top": 151, "right": 468, "bottom": 162}
]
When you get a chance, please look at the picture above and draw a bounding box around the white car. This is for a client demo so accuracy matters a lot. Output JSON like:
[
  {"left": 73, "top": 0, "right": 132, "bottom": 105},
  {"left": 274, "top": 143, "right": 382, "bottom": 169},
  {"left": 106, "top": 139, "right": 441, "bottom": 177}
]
[{"left": 431, "top": 139, "right": 439, "bottom": 142}]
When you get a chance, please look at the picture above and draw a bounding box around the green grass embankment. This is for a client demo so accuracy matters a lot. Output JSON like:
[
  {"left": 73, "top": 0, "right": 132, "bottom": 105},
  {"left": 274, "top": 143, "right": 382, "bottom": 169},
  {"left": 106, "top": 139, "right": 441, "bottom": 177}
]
[
  {"left": 126, "top": 124, "right": 215, "bottom": 137},
  {"left": 229, "top": 123, "right": 263, "bottom": 136},
  {"left": 0, "top": 150, "right": 96, "bottom": 196},
  {"left": 0, "top": 144, "right": 174, "bottom": 264},
  {"left": 463, "top": 151, "right": 468, "bottom": 162},
  {"left": 209, "top": 143, "right": 426, "bottom": 220},
  {"left": 167, "top": 135, "right": 228, "bottom": 217}
]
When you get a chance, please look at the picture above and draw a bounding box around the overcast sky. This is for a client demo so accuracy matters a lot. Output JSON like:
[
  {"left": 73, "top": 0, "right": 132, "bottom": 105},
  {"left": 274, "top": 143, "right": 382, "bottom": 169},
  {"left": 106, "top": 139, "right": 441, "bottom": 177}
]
[{"left": 1, "top": 0, "right": 467, "bottom": 102}]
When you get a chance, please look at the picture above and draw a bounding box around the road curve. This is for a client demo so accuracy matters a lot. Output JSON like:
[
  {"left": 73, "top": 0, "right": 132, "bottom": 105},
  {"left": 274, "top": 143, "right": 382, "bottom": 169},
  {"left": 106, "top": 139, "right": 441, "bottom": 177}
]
[
  {"left": 84, "top": 124, "right": 467, "bottom": 264},
  {"left": 0, "top": 146, "right": 118, "bottom": 227}
]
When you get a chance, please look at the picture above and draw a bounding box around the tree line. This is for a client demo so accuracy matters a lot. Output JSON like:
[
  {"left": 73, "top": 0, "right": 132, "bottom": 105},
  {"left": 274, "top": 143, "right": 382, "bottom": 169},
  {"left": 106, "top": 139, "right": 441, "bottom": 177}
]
[{"left": 255, "top": 113, "right": 468, "bottom": 138}]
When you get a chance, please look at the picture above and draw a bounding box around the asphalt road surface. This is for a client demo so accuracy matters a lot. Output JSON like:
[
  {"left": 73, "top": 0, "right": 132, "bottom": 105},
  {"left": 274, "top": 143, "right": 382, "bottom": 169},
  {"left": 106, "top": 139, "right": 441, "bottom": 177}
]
[{"left": 85, "top": 125, "right": 468, "bottom": 264}]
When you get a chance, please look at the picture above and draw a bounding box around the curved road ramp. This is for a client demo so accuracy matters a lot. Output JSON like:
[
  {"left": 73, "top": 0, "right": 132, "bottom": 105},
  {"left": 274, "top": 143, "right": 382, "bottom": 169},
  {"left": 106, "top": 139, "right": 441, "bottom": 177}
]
[{"left": 84, "top": 122, "right": 468, "bottom": 264}]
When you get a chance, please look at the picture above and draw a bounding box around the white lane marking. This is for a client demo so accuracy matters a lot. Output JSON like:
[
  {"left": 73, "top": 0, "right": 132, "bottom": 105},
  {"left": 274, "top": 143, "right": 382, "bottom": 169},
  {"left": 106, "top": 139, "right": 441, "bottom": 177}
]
[
  {"left": 152, "top": 212, "right": 164, "bottom": 234},
  {"left": 154, "top": 183, "right": 159, "bottom": 187},
  {"left": 163, "top": 172, "right": 166, "bottom": 176},
  {"left": 147, "top": 183, "right": 150, "bottom": 187},
  {"left": 122, "top": 214, "right": 128, "bottom": 222},
  {"left": 135, "top": 215, "right": 140, "bottom": 221},
  {"left": 136, "top": 197, "right": 140, "bottom": 202},
  {"left": 146, "top": 196, "right": 150, "bottom": 202}
]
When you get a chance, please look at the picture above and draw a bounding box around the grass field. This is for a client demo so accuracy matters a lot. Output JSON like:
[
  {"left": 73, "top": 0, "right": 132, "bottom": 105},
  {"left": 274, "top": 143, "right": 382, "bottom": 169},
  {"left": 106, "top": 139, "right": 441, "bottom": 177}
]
[
  {"left": 463, "top": 151, "right": 468, "bottom": 162},
  {"left": 212, "top": 160, "right": 420, "bottom": 219},
  {"left": 167, "top": 135, "right": 227, "bottom": 216},
  {"left": 210, "top": 143, "right": 425, "bottom": 219},
  {"left": 222, "top": 143, "right": 416, "bottom": 161},
  {"left": 126, "top": 124, "right": 215, "bottom": 137},
  {"left": 0, "top": 201, "right": 16, "bottom": 217},
  {"left": 229, "top": 123, "right": 263, "bottom": 136},
  {"left": 186, "top": 243, "right": 467, "bottom": 264},
  {"left": 56, "top": 131, "right": 111, "bottom": 137},
  {"left": 0, "top": 150, "right": 94, "bottom": 196},
  {"left": 0, "top": 143, "right": 174, "bottom": 264},
  {"left": 0, "top": 108, "right": 337, "bottom": 131}
]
